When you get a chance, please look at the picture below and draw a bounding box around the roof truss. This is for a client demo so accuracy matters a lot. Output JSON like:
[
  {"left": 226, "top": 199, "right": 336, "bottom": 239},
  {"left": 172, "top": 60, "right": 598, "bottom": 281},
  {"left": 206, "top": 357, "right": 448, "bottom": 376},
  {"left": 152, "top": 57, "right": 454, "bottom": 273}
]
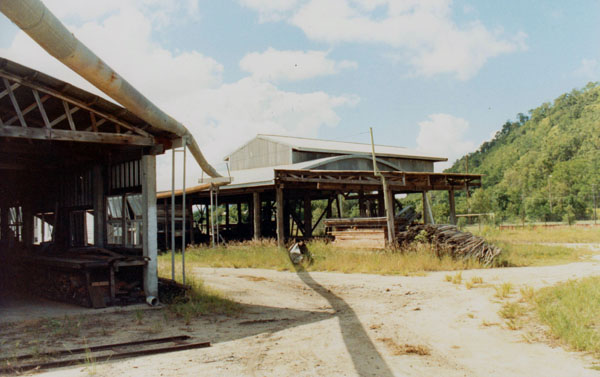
[
  {"left": 275, "top": 169, "right": 482, "bottom": 192},
  {"left": 0, "top": 73, "right": 155, "bottom": 146}
]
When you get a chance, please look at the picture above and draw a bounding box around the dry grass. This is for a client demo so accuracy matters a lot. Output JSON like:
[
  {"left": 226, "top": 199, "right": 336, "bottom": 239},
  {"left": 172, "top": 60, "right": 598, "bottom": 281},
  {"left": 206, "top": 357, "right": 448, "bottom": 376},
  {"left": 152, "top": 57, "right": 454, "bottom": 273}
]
[
  {"left": 474, "top": 225, "right": 600, "bottom": 244},
  {"left": 534, "top": 277, "right": 600, "bottom": 356},
  {"left": 492, "top": 242, "right": 595, "bottom": 266},
  {"left": 494, "top": 283, "right": 514, "bottom": 299},
  {"left": 499, "top": 302, "right": 527, "bottom": 330},
  {"left": 160, "top": 240, "right": 486, "bottom": 277},
  {"left": 378, "top": 337, "right": 431, "bottom": 356},
  {"left": 158, "top": 275, "right": 241, "bottom": 324}
]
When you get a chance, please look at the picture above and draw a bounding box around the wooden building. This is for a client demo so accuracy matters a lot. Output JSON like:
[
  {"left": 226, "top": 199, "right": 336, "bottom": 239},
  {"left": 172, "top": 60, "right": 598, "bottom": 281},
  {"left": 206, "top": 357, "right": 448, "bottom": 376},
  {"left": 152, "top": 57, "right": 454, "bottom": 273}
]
[
  {"left": 0, "top": 58, "right": 179, "bottom": 307},
  {"left": 158, "top": 135, "right": 482, "bottom": 248}
]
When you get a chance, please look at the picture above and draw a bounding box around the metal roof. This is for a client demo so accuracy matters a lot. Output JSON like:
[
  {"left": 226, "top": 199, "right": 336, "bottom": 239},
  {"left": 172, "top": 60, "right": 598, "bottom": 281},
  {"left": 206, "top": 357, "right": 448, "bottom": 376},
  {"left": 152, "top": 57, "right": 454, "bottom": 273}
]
[
  {"left": 224, "top": 134, "right": 447, "bottom": 162},
  {"left": 195, "top": 156, "right": 398, "bottom": 192}
]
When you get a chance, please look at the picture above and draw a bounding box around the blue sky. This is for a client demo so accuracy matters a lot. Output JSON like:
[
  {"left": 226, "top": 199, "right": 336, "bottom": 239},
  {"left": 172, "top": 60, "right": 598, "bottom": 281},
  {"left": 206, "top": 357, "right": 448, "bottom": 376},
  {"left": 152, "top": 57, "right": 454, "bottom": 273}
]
[{"left": 1, "top": 0, "right": 598, "bottom": 189}]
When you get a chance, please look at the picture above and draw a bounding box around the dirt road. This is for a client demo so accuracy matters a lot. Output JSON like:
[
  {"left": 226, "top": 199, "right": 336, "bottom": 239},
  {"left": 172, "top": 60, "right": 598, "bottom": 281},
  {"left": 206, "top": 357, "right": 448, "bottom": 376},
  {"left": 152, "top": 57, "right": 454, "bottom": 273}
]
[{"left": 38, "top": 259, "right": 600, "bottom": 377}]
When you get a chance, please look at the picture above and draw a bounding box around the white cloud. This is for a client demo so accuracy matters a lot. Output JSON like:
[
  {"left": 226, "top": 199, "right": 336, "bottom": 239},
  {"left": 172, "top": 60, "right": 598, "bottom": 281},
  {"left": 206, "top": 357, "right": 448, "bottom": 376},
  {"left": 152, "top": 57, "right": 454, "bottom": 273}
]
[
  {"left": 239, "top": 0, "right": 301, "bottom": 21},
  {"left": 240, "top": 48, "right": 357, "bottom": 82},
  {"left": 245, "top": 0, "right": 526, "bottom": 80},
  {"left": 1, "top": 4, "right": 357, "bottom": 190},
  {"left": 416, "top": 114, "right": 475, "bottom": 171},
  {"left": 42, "top": 0, "right": 200, "bottom": 26},
  {"left": 574, "top": 58, "right": 599, "bottom": 81}
]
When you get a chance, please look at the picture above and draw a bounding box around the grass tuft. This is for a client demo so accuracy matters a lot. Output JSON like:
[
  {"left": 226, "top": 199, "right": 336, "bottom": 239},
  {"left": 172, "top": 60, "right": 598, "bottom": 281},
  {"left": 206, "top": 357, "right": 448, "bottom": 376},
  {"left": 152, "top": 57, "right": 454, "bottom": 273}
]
[
  {"left": 535, "top": 277, "right": 600, "bottom": 355},
  {"left": 165, "top": 276, "right": 241, "bottom": 324},
  {"left": 495, "top": 283, "right": 514, "bottom": 299}
]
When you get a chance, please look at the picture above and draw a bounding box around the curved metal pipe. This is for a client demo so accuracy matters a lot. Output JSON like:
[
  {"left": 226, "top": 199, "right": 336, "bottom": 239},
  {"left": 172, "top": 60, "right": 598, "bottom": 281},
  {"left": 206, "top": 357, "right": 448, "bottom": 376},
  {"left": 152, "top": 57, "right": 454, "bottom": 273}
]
[{"left": 0, "top": 0, "right": 221, "bottom": 177}]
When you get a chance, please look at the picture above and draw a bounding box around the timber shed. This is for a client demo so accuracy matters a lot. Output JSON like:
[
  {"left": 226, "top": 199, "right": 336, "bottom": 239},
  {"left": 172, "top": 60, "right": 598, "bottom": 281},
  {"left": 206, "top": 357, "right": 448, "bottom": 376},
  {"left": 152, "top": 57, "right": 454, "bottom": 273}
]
[
  {"left": 0, "top": 58, "right": 174, "bottom": 308},
  {"left": 158, "top": 135, "right": 482, "bottom": 249}
]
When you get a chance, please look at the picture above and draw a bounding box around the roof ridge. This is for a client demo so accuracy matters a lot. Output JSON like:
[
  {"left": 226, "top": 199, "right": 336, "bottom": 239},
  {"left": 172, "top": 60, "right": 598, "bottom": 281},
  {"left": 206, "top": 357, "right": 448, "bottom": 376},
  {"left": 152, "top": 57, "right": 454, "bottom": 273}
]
[{"left": 257, "top": 133, "right": 408, "bottom": 149}]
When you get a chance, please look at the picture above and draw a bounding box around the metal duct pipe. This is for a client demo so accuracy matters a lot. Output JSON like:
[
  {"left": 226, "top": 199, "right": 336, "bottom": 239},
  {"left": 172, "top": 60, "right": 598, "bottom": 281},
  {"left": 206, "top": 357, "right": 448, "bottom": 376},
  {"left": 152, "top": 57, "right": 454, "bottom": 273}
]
[{"left": 0, "top": 0, "right": 221, "bottom": 178}]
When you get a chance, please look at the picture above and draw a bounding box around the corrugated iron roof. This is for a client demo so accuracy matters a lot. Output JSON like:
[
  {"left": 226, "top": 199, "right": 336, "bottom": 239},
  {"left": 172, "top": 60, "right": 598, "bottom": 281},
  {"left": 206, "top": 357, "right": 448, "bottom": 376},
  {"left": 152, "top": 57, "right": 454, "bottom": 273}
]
[
  {"left": 157, "top": 155, "right": 403, "bottom": 197},
  {"left": 224, "top": 134, "right": 447, "bottom": 162}
]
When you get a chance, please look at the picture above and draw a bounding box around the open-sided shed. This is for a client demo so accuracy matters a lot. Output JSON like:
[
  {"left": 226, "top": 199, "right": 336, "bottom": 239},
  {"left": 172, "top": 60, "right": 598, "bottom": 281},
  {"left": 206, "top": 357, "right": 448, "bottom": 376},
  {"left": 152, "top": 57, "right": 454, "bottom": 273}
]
[
  {"left": 0, "top": 58, "right": 175, "bottom": 307},
  {"left": 158, "top": 135, "right": 482, "bottom": 249}
]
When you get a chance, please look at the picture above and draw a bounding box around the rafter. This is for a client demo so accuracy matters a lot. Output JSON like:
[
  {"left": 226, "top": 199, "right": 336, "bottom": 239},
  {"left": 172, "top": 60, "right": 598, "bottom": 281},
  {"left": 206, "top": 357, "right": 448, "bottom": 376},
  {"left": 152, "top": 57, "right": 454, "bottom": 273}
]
[
  {"left": 33, "top": 89, "right": 51, "bottom": 128},
  {"left": 0, "top": 71, "right": 152, "bottom": 138},
  {"left": 2, "top": 78, "right": 27, "bottom": 127},
  {"left": 62, "top": 100, "right": 76, "bottom": 130},
  {"left": 0, "top": 81, "right": 19, "bottom": 100},
  {"left": 5, "top": 92, "right": 50, "bottom": 126},
  {"left": 48, "top": 105, "right": 80, "bottom": 128}
]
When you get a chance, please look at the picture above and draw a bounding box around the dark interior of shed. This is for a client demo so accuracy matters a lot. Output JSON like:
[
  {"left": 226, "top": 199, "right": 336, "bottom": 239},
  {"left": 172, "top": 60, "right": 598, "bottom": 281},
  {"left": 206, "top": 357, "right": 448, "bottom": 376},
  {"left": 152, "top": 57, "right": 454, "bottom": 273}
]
[{"left": 0, "top": 139, "right": 148, "bottom": 309}]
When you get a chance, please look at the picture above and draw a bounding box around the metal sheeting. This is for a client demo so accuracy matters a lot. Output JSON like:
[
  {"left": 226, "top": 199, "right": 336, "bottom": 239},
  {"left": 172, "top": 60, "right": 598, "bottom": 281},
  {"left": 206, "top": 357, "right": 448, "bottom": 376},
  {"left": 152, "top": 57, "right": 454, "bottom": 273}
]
[{"left": 224, "top": 134, "right": 448, "bottom": 162}]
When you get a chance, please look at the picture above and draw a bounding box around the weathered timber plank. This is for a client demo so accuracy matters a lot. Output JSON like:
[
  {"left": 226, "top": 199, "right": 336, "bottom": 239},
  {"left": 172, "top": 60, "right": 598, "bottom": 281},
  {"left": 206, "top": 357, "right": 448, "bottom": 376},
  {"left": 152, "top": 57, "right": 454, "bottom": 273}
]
[{"left": 0, "top": 126, "right": 155, "bottom": 146}]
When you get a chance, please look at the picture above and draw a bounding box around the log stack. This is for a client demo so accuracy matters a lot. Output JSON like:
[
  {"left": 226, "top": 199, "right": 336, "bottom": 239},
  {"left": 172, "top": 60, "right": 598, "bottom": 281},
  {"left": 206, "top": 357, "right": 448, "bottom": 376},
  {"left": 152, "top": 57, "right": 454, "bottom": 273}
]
[{"left": 396, "top": 224, "right": 502, "bottom": 266}]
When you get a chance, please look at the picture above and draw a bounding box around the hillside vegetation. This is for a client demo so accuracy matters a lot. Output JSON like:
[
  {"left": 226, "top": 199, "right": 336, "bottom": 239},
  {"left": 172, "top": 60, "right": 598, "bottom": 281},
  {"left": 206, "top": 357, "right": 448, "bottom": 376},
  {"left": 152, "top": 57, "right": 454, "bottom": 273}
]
[{"left": 443, "top": 82, "right": 600, "bottom": 223}]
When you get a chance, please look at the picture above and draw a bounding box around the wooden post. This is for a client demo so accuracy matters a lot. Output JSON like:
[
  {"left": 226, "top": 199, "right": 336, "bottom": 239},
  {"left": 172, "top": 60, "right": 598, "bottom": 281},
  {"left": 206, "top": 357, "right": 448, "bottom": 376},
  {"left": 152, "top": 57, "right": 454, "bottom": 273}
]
[
  {"left": 0, "top": 206, "right": 8, "bottom": 245},
  {"left": 422, "top": 191, "right": 428, "bottom": 224},
  {"left": 253, "top": 192, "right": 261, "bottom": 240},
  {"left": 303, "top": 194, "right": 312, "bottom": 238},
  {"left": 422, "top": 191, "right": 434, "bottom": 224},
  {"left": 22, "top": 199, "right": 34, "bottom": 248},
  {"left": 225, "top": 203, "right": 230, "bottom": 229},
  {"left": 377, "top": 190, "right": 385, "bottom": 216},
  {"left": 141, "top": 155, "right": 158, "bottom": 298},
  {"left": 326, "top": 195, "right": 333, "bottom": 218},
  {"left": 358, "top": 191, "right": 366, "bottom": 217},
  {"left": 276, "top": 185, "right": 284, "bottom": 247},
  {"left": 448, "top": 189, "right": 456, "bottom": 225},
  {"left": 163, "top": 198, "right": 168, "bottom": 250},
  {"left": 383, "top": 181, "right": 395, "bottom": 246},
  {"left": 92, "top": 165, "right": 106, "bottom": 247},
  {"left": 205, "top": 204, "right": 210, "bottom": 238},
  {"left": 336, "top": 193, "right": 344, "bottom": 218}
]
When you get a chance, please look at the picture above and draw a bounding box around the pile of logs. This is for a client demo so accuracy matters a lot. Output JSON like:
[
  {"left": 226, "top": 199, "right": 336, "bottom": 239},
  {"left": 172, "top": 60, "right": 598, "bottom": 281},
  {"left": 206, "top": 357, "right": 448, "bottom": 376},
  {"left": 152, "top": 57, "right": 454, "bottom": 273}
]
[
  {"left": 397, "top": 224, "right": 502, "bottom": 266},
  {"left": 29, "top": 268, "right": 92, "bottom": 307}
]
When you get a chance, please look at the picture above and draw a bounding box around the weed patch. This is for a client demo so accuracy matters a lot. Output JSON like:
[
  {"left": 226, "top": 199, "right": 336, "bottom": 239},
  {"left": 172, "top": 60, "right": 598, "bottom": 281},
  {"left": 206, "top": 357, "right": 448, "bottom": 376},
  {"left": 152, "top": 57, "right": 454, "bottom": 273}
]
[
  {"left": 535, "top": 277, "right": 600, "bottom": 355},
  {"left": 494, "top": 283, "right": 514, "bottom": 299},
  {"left": 165, "top": 277, "right": 241, "bottom": 324},
  {"left": 160, "top": 240, "right": 486, "bottom": 277}
]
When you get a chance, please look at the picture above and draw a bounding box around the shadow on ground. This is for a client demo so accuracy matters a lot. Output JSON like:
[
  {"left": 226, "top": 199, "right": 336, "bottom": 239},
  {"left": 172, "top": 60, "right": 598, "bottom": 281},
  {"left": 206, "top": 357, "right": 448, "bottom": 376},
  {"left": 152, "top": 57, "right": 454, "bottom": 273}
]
[{"left": 295, "top": 268, "right": 394, "bottom": 377}]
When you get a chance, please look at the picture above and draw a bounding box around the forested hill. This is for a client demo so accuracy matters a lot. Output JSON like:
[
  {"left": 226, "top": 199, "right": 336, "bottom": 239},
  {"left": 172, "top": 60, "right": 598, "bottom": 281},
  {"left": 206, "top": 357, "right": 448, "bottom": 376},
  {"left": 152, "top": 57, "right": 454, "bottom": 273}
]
[{"left": 446, "top": 82, "right": 600, "bottom": 222}]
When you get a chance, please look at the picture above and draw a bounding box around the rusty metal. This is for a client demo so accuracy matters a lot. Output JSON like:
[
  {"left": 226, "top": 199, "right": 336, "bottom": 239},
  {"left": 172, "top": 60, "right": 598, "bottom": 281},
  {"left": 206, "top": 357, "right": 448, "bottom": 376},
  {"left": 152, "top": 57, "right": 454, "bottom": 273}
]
[
  {"left": 1, "top": 335, "right": 191, "bottom": 362},
  {"left": 0, "top": 0, "right": 221, "bottom": 178},
  {"left": 0, "top": 337, "right": 210, "bottom": 374}
]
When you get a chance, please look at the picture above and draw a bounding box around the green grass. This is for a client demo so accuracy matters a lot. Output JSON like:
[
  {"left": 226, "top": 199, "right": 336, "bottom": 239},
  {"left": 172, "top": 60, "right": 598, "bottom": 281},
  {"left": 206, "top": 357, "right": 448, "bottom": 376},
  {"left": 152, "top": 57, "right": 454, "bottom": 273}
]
[
  {"left": 157, "top": 273, "right": 241, "bottom": 323},
  {"left": 492, "top": 242, "right": 594, "bottom": 267},
  {"left": 535, "top": 277, "right": 600, "bottom": 356},
  {"left": 159, "top": 240, "right": 486, "bottom": 276},
  {"left": 494, "top": 282, "right": 514, "bottom": 299},
  {"left": 474, "top": 225, "right": 600, "bottom": 244},
  {"left": 499, "top": 302, "right": 527, "bottom": 330}
]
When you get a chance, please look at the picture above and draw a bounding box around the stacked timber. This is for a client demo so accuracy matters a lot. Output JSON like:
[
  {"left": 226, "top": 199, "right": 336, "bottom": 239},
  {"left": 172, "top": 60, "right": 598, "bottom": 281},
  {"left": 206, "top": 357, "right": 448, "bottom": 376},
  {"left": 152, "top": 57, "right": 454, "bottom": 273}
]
[
  {"left": 397, "top": 224, "right": 502, "bottom": 266},
  {"left": 325, "top": 217, "right": 386, "bottom": 248},
  {"left": 324, "top": 206, "right": 421, "bottom": 249}
]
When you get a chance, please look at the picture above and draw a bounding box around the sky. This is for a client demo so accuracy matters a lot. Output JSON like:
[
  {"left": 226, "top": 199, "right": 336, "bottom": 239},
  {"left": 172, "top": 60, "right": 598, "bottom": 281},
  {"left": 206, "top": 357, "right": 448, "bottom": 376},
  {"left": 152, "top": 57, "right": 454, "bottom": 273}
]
[{"left": 1, "top": 0, "right": 599, "bottom": 190}]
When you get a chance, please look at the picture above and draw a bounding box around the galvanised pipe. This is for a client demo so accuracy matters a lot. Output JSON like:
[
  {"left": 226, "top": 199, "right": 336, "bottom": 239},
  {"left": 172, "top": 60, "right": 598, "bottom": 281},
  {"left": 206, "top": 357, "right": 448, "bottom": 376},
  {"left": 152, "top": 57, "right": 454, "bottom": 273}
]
[{"left": 0, "top": 0, "right": 221, "bottom": 177}]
